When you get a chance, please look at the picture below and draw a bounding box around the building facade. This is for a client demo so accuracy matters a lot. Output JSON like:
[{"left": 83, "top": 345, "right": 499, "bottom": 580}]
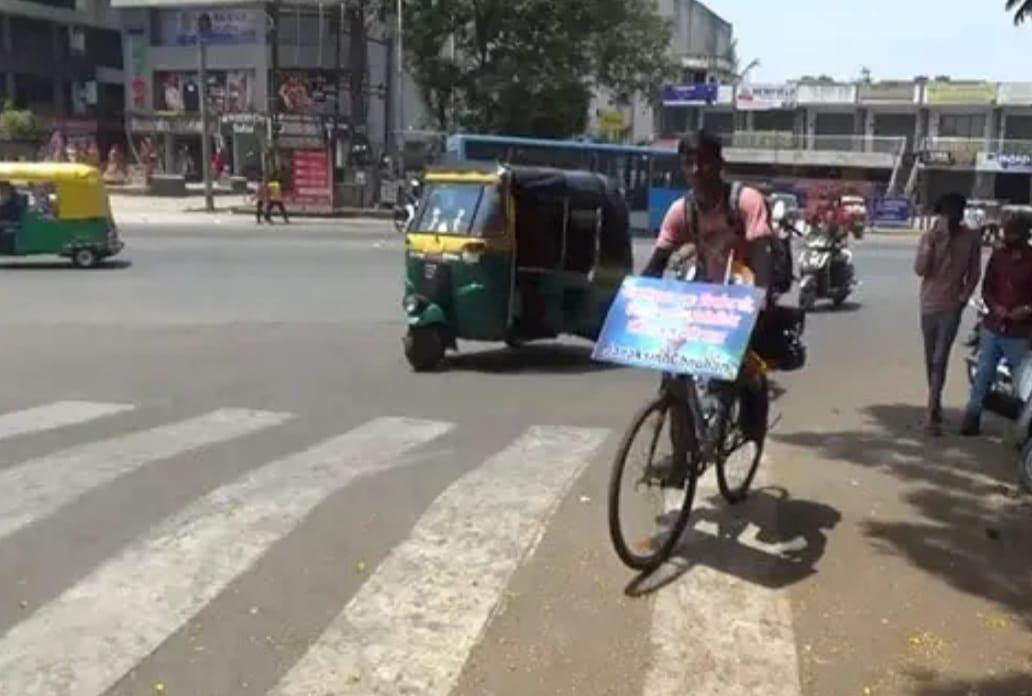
[
  {"left": 590, "top": 0, "right": 733, "bottom": 144},
  {"left": 113, "top": 0, "right": 413, "bottom": 206},
  {"left": 658, "top": 77, "right": 1032, "bottom": 207},
  {"left": 0, "top": 0, "right": 125, "bottom": 157}
]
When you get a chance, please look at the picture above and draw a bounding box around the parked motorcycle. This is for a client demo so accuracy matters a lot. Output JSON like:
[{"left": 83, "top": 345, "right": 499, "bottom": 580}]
[
  {"left": 796, "top": 225, "right": 857, "bottom": 311},
  {"left": 393, "top": 178, "right": 423, "bottom": 233}
]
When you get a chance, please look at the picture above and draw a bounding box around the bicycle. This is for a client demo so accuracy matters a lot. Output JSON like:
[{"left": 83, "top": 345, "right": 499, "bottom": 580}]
[{"left": 607, "top": 260, "right": 772, "bottom": 572}]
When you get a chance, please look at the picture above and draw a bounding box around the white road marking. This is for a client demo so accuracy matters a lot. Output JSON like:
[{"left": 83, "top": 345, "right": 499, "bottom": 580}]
[
  {"left": 0, "top": 408, "right": 290, "bottom": 542},
  {"left": 270, "top": 425, "right": 609, "bottom": 696},
  {"left": 643, "top": 470, "right": 802, "bottom": 696},
  {"left": 0, "top": 401, "right": 133, "bottom": 441},
  {"left": 0, "top": 416, "right": 452, "bottom": 696}
]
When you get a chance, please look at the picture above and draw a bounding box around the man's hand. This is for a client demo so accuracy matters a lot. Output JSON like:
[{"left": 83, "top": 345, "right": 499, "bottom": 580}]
[{"left": 1009, "top": 305, "right": 1032, "bottom": 322}]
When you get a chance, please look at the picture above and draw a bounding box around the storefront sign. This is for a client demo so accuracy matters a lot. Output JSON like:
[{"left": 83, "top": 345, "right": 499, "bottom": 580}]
[
  {"left": 221, "top": 112, "right": 267, "bottom": 135},
  {"left": 924, "top": 82, "right": 996, "bottom": 105},
  {"left": 592, "top": 277, "right": 764, "bottom": 380},
  {"left": 127, "top": 30, "right": 150, "bottom": 110},
  {"left": 275, "top": 115, "right": 325, "bottom": 149},
  {"left": 155, "top": 8, "right": 259, "bottom": 46},
  {"left": 870, "top": 197, "right": 913, "bottom": 227},
  {"left": 796, "top": 83, "right": 856, "bottom": 105},
  {"left": 920, "top": 150, "right": 955, "bottom": 166},
  {"left": 129, "top": 113, "right": 212, "bottom": 134},
  {"left": 735, "top": 84, "right": 797, "bottom": 111},
  {"left": 977, "top": 151, "right": 1032, "bottom": 174},
  {"left": 290, "top": 149, "right": 333, "bottom": 213},
  {"left": 277, "top": 71, "right": 340, "bottom": 116},
  {"left": 858, "top": 82, "right": 916, "bottom": 104},
  {"left": 661, "top": 83, "right": 718, "bottom": 106},
  {"left": 997, "top": 82, "right": 1032, "bottom": 105},
  {"left": 154, "top": 70, "right": 255, "bottom": 115}
]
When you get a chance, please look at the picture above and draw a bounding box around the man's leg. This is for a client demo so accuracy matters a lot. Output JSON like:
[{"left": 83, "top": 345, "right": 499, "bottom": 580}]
[
  {"left": 963, "top": 327, "right": 1005, "bottom": 434},
  {"left": 921, "top": 313, "right": 938, "bottom": 389},
  {"left": 927, "top": 310, "right": 963, "bottom": 429},
  {"left": 277, "top": 202, "right": 289, "bottom": 223},
  {"left": 255, "top": 201, "right": 263, "bottom": 224},
  {"left": 999, "top": 335, "right": 1029, "bottom": 375}
]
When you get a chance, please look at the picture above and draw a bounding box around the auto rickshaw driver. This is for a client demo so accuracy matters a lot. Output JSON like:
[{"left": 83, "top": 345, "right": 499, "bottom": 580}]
[{"left": 0, "top": 181, "right": 24, "bottom": 224}]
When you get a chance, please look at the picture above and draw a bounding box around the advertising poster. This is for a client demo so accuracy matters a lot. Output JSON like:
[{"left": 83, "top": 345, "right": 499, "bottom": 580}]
[
  {"left": 156, "top": 8, "right": 259, "bottom": 46},
  {"left": 977, "top": 151, "right": 1032, "bottom": 174},
  {"left": 289, "top": 149, "right": 333, "bottom": 213},
  {"left": 277, "top": 72, "right": 339, "bottom": 116},
  {"left": 592, "top": 277, "right": 764, "bottom": 380},
  {"left": 154, "top": 70, "right": 254, "bottom": 115},
  {"left": 735, "top": 84, "right": 797, "bottom": 111}
]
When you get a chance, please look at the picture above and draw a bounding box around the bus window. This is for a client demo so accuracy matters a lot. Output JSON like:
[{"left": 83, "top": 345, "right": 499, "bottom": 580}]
[
  {"left": 650, "top": 154, "right": 684, "bottom": 189},
  {"left": 466, "top": 140, "right": 510, "bottom": 163},
  {"left": 626, "top": 155, "right": 649, "bottom": 210}
]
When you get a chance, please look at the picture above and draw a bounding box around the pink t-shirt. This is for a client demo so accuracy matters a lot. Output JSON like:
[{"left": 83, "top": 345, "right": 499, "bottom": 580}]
[{"left": 657, "top": 187, "right": 772, "bottom": 281}]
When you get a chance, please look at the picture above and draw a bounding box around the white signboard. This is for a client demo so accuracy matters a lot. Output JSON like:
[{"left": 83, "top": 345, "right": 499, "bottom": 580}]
[
  {"left": 977, "top": 151, "right": 1032, "bottom": 174},
  {"left": 736, "top": 84, "right": 797, "bottom": 111},
  {"left": 997, "top": 83, "right": 1032, "bottom": 106},
  {"left": 796, "top": 83, "right": 856, "bottom": 105}
]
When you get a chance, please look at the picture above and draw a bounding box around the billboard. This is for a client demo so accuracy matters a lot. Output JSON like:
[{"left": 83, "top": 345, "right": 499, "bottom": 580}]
[
  {"left": 155, "top": 8, "right": 259, "bottom": 46},
  {"left": 924, "top": 82, "right": 996, "bottom": 105},
  {"left": 276, "top": 71, "right": 340, "bottom": 116},
  {"left": 736, "top": 84, "right": 797, "bottom": 111},
  {"left": 977, "top": 151, "right": 1032, "bottom": 174},
  {"left": 859, "top": 82, "right": 917, "bottom": 104},
  {"left": 662, "top": 83, "right": 719, "bottom": 106},
  {"left": 154, "top": 70, "right": 255, "bottom": 115}
]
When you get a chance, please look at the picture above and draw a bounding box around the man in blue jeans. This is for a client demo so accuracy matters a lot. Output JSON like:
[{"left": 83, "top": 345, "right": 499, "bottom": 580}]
[{"left": 962, "top": 214, "right": 1032, "bottom": 436}]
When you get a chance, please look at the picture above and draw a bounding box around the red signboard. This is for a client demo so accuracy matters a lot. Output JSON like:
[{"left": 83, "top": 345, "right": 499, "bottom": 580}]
[{"left": 289, "top": 149, "right": 332, "bottom": 213}]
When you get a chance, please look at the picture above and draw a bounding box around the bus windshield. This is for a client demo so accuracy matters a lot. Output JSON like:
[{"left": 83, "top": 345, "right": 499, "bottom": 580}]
[{"left": 413, "top": 183, "right": 503, "bottom": 236}]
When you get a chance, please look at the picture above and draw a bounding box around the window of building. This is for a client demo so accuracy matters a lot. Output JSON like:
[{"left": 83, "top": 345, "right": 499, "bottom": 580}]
[
  {"left": 24, "top": 0, "right": 75, "bottom": 8},
  {"left": 10, "top": 16, "right": 52, "bottom": 57},
  {"left": 13, "top": 73, "right": 55, "bottom": 111},
  {"left": 85, "top": 27, "right": 123, "bottom": 69},
  {"left": 938, "top": 114, "right": 986, "bottom": 139}
]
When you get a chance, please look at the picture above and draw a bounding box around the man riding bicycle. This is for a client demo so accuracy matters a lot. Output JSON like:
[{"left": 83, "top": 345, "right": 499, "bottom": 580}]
[{"left": 640, "top": 129, "right": 774, "bottom": 488}]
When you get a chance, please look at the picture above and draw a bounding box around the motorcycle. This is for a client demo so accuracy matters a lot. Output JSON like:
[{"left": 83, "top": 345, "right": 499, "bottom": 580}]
[
  {"left": 796, "top": 225, "right": 858, "bottom": 311},
  {"left": 393, "top": 178, "right": 423, "bottom": 233}
]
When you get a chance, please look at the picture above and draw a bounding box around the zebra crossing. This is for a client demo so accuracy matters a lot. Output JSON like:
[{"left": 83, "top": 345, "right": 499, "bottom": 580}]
[{"left": 0, "top": 400, "right": 800, "bottom": 696}]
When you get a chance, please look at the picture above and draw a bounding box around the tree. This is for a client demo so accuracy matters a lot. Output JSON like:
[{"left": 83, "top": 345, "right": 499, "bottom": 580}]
[
  {"left": 1006, "top": 0, "right": 1032, "bottom": 24},
  {"left": 404, "top": 0, "right": 675, "bottom": 138},
  {"left": 0, "top": 101, "right": 43, "bottom": 141}
]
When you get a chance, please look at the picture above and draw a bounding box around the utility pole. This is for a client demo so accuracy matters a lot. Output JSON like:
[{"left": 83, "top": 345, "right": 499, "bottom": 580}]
[
  {"left": 268, "top": 1, "right": 280, "bottom": 178},
  {"left": 395, "top": 0, "right": 404, "bottom": 175},
  {"left": 198, "top": 12, "right": 214, "bottom": 212}
]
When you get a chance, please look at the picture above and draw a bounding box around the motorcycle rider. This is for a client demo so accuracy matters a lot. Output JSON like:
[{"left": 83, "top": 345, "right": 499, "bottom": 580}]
[
  {"left": 641, "top": 129, "right": 774, "bottom": 487},
  {"left": 962, "top": 214, "right": 1032, "bottom": 436}
]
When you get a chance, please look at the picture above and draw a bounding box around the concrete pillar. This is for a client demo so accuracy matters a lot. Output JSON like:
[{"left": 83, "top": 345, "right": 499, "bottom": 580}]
[
  {"left": 864, "top": 109, "right": 875, "bottom": 152},
  {"left": 1, "top": 13, "right": 11, "bottom": 53},
  {"left": 805, "top": 108, "right": 816, "bottom": 149},
  {"left": 745, "top": 111, "right": 755, "bottom": 131},
  {"left": 974, "top": 171, "right": 995, "bottom": 199}
]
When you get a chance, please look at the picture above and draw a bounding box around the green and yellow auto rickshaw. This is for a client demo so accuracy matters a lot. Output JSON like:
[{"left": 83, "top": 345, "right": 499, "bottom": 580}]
[
  {"left": 0, "top": 162, "right": 123, "bottom": 268},
  {"left": 402, "top": 163, "right": 633, "bottom": 371}
]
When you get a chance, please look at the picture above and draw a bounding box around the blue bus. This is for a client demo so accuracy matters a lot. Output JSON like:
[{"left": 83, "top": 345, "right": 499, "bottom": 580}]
[{"left": 443, "top": 134, "right": 685, "bottom": 234}]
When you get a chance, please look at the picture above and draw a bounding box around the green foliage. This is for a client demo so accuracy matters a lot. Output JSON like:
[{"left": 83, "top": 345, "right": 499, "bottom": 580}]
[
  {"left": 0, "top": 101, "right": 44, "bottom": 141},
  {"left": 403, "top": 0, "right": 675, "bottom": 138}
]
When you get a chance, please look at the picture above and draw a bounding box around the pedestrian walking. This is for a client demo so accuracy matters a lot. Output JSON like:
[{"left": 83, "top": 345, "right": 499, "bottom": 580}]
[
  {"left": 962, "top": 213, "right": 1032, "bottom": 436},
  {"left": 914, "top": 192, "right": 981, "bottom": 436},
  {"left": 264, "top": 174, "right": 289, "bottom": 224}
]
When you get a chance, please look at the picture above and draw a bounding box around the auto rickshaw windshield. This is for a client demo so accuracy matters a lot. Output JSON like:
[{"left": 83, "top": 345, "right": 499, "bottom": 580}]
[{"left": 413, "top": 182, "right": 503, "bottom": 236}]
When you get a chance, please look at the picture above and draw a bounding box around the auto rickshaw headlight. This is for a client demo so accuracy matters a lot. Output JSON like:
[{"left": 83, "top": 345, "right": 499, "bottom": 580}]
[
  {"left": 403, "top": 295, "right": 422, "bottom": 314},
  {"left": 461, "top": 240, "right": 485, "bottom": 264}
]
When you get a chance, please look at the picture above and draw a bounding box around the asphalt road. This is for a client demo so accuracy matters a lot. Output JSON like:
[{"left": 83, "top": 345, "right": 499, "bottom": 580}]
[{"left": 0, "top": 223, "right": 1029, "bottom": 696}]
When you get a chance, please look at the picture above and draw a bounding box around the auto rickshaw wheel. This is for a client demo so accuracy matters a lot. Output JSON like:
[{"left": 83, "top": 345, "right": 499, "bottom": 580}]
[
  {"left": 404, "top": 326, "right": 446, "bottom": 372},
  {"left": 71, "top": 247, "right": 99, "bottom": 269}
]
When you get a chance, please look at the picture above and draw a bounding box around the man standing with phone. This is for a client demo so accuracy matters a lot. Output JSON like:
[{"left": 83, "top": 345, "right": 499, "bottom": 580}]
[{"left": 914, "top": 193, "right": 981, "bottom": 436}]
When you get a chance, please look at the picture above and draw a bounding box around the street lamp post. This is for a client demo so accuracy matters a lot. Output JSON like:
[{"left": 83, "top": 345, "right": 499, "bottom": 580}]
[
  {"left": 197, "top": 12, "right": 215, "bottom": 212},
  {"left": 395, "top": 0, "right": 404, "bottom": 175}
]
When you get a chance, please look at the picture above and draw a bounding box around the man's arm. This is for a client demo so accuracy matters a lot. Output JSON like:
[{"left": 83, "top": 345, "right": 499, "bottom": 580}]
[
  {"left": 914, "top": 231, "right": 936, "bottom": 277},
  {"left": 641, "top": 198, "right": 688, "bottom": 277},
  {"left": 982, "top": 253, "right": 1006, "bottom": 318},
  {"left": 960, "top": 234, "right": 982, "bottom": 303}
]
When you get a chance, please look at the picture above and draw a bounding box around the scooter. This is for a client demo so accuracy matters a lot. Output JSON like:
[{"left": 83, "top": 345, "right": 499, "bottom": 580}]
[{"left": 797, "top": 225, "right": 858, "bottom": 311}]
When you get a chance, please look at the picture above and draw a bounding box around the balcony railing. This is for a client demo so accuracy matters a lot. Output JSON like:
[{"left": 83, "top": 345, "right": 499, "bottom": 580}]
[{"left": 729, "top": 131, "right": 906, "bottom": 155}]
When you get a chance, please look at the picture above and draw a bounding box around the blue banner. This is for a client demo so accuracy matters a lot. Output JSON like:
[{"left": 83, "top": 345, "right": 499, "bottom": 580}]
[
  {"left": 661, "top": 84, "right": 719, "bottom": 105},
  {"left": 870, "top": 197, "right": 912, "bottom": 227},
  {"left": 592, "top": 277, "right": 764, "bottom": 380}
]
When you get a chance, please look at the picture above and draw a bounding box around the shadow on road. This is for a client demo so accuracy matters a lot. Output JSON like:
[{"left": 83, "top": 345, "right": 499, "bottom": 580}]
[
  {"left": 625, "top": 485, "right": 841, "bottom": 597},
  {"left": 0, "top": 259, "right": 132, "bottom": 271},
  {"left": 775, "top": 403, "right": 1032, "bottom": 629},
  {"left": 446, "top": 343, "right": 623, "bottom": 375},
  {"left": 804, "top": 299, "right": 862, "bottom": 315},
  {"left": 904, "top": 669, "right": 1032, "bottom": 695}
]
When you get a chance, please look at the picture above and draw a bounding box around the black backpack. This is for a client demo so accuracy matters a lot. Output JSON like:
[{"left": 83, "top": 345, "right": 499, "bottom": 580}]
[{"left": 686, "top": 182, "right": 794, "bottom": 294}]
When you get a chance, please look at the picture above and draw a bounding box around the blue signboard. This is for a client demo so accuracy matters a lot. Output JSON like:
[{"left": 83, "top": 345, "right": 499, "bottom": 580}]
[
  {"left": 870, "top": 197, "right": 912, "bottom": 227},
  {"left": 662, "top": 84, "right": 719, "bottom": 105},
  {"left": 592, "top": 277, "right": 764, "bottom": 380}
]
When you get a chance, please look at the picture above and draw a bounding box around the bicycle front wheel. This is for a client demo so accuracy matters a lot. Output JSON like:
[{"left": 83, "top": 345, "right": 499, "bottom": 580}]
[
  {"left": 715, "top": 375, "right": 769, "bottom": 504},
  {"left": 608, "top": 394, "right": 698, "bottom": 571}
]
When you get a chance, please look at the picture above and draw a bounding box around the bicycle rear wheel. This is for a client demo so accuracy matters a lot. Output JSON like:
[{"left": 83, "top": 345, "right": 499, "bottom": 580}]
[
  {"left": 608, "top": 394, "right": 698, "bottom": 571},
  {"left": 715, "top": 374, "right": 769, "bottom": 504}
]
